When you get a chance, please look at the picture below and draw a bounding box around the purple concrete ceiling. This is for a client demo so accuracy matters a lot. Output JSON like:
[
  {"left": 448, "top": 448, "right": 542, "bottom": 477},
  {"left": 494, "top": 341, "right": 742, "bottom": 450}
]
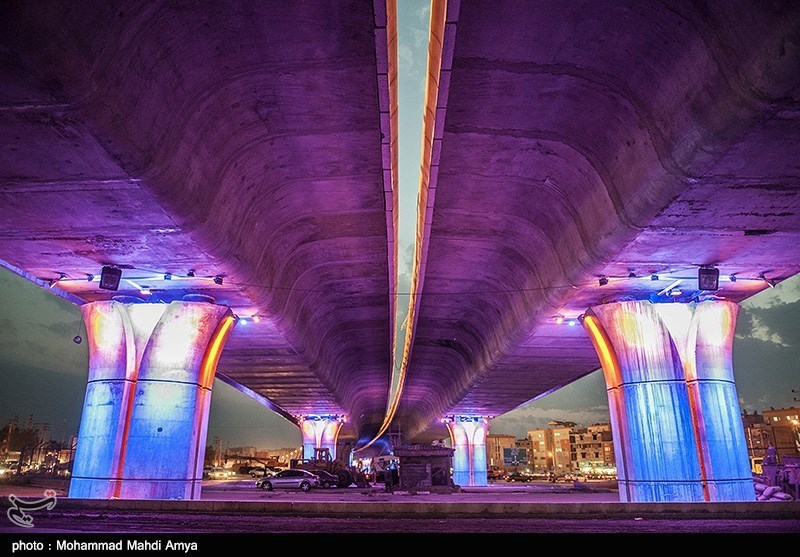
[
  {"left": 397, "top": 1, "right": 800, "bottom": 441},
  {"left": 0, "top": 1, "right": 397, "bottom": 440}
]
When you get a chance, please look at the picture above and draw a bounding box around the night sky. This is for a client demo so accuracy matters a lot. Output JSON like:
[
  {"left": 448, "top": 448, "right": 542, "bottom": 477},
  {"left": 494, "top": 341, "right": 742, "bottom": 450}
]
[{"left": 1, "top": 2, "right": 798, "bottom": 449}]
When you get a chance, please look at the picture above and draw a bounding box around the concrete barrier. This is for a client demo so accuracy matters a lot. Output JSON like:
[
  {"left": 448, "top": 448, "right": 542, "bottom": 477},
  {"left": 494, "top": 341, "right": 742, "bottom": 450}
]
[{"left": 5, "top": 498, "right": 795, "bottom": 519}]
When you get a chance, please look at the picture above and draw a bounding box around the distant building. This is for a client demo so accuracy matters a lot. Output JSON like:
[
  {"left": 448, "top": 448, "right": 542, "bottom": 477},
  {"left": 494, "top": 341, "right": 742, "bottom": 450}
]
[
  {"left": 486, "top": 434, "right": 516, "bottom": 470},
  {"left": 527, "top": 428, "right": 549, "bottom": 471},
  {"left": 742, "top": 409, "right": 767, "bottom": 429},
  {"left": 743, "top": 429, "right": 776, "bottom": 472},
  {"left": 274, "top": 447, "right": 303, "bottom": 464},
  {"left": 762, "top": 407, "right": 800, "bottom": 426},
  {"left": 761, "top": 407, "right": 800, "bottom": 460},
  {"left": 249, "top": 447, "right": 302, "bottom": 465},
  {"left": 526, "top": 421, "right": 577, "bottom": 473},
  {"left": 515, "top": 438, "right": 533, "bottom": 458},
  {"left": 550, "top": 422, "right": 574, "bottom": 472},
  {"left": 228, "top": 446, "right": 257, "bottom": 457},
  {"left": 255, "top": 449, "right": 272, "bottom": 460},
  {"left": 510, "top": 438, "right": 533, "bottom": 473},
  {"left": 570, "top": 423, "right": 616, "bottom": 476},
  {"left": 742, "top": 408, "right": 800, "bottom": 471}
]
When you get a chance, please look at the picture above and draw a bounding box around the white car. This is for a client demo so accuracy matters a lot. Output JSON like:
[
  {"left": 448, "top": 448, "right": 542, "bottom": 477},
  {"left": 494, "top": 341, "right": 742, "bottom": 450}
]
[{"left": 208, "top": 467, "right": 236, "bottom": 479}]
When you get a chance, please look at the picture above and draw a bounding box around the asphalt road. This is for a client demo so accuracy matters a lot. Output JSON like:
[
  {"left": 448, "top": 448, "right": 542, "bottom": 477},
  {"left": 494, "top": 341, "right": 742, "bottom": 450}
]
[
  {"left": 201, "top": 478, "right": 620, "bottom": 502},
  {"left": 1, "top": 478, "right": 798, "bottom": 535},
  {"left": 1, "top": 510, "right": 798, "bottom": 534}
]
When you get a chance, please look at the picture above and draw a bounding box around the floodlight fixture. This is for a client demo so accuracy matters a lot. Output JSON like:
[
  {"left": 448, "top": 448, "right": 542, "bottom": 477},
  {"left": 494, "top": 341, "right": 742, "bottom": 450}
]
[
  {"left": 698, "top": 267, "right": 719, "bottom": 291},
  {"left": 99, "top": 266, "right": 122, "bottom": 290}
]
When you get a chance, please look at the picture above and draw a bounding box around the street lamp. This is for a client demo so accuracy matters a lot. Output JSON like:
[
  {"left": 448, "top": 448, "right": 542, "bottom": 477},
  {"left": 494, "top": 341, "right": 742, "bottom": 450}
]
[{"left": 792, "top": 419, "right": 800, "bottom": 457}]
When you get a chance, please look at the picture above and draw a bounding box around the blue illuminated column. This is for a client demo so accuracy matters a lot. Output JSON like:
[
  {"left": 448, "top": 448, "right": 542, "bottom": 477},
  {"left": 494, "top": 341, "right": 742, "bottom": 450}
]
[
  {"left": 69, "top": 300, "right": 234, "bottom": 500},
  {"left": 69, "top": 302, "right": 164, "bottom": 499},
  {"left": 445, "top": 416, "right": 489, "bottom": 487},
  {"left": 685, "top": 302, "right": 753, "bottom": 501},
  {"left": 582, "top": 300, "right": 753, "bottom": 502},
  {"left": 301, "top": 416, "right": 345, "bottom": 460}
]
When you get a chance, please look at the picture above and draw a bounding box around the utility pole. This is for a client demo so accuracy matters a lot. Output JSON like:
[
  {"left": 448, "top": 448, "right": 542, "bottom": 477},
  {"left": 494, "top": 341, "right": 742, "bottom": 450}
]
[
  {"left": 213, "top": 436, "right": 222, "bottom": 467},
  {"left": 4, "top": 416, "right": 18, "bottom": 454},
  {"left": 2, "top": 420, "right": 10, "bottom": 455}
]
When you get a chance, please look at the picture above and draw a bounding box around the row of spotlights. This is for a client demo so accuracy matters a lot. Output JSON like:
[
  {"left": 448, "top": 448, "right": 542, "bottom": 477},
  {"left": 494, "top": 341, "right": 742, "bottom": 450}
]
[
  {"left": 596, "top": 268, "right": 723, "bottom": 291},
  {"left": 554, "top": 316, "right": 579, "bottom": 326},
  {"left": 98, "top": 266, "right": 224, "bottom": 291},
  {"left": 237, "top": 315, "right": 261, "bottom": 325}
]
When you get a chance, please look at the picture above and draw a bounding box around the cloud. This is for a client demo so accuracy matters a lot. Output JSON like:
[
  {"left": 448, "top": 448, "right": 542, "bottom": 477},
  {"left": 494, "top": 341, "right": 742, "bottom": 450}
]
[
  {"left": 413, "top": 27, "right": 427, "bottom": 50},
  {"left": 742, "top": 274, "right": 800, "bottom": 310},
  {"left": 397, "top": 1, "right": 430, "bottom": 74},
  {"left": 733, "top": 332, "right": 798, "bottom": 411},
  {"left": 0, "top": 318, "right": 19, "bottom": 337},
  {"left": 738, "top": 314, "right": 789, "bottom": 346},
  {"left": 492, "top": 405, "right": 611, "bottom": 438},
  {"left": 736, "top": 281, "right": 800, "bottom": 347},
  {"left": 402, "top": 242, "right": 415, "bottom": 270},
  {"left": 417, "top": 2, "right": 431, "bottom": 24},
  {"left": 398, "top": 43, "right": 414, "bottom": 72},
  {"left": 487, "top": 371, "right": 611, "bottom": 438},
  {"left": 0, "top": 309, "right": 87, "bottom": 374}
]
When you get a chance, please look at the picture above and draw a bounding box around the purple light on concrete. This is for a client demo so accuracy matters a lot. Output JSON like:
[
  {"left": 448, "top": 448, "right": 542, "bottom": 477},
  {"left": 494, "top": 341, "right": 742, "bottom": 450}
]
[
  {"left": 69, "top": 302, "right": 157, "bottom": 499},
  {"left": 301, "top": 416, "right": 345, "bottom": 460},
  {"left": 583, "top": 300, "right": 753, "bottom": 502},
  {"left": 69, "top": 300, "right": 234, "bottom": 500},
  {"left": 445, "top": 416, "right": 489, "bottom": 487}
]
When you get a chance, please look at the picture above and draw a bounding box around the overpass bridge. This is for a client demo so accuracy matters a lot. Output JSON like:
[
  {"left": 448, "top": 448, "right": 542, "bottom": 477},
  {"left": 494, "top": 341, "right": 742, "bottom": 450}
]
[
  {"left": 0, "top": 1, "right": 798, "bottom": 503},
  {"left": 0, "top": 0, "right": 398, "bottom": 499},
  {"left": 391, "top": 0, "right": 800, "bottom": 500}
]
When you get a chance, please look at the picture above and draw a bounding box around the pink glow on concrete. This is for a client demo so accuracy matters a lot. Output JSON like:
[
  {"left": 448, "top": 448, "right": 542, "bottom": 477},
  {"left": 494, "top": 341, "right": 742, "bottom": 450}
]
[
  {"left": 301, "top": 417, "right": 345, "bottom": 460},
  {"left": 0, "top": 2, "right": 396, "bottom": 444},
  {"left": 446, "top": 416, "right": 489, "bottom": 487},
  {"left": 395, "top": 1, "right": 800, "bottom": 444}
]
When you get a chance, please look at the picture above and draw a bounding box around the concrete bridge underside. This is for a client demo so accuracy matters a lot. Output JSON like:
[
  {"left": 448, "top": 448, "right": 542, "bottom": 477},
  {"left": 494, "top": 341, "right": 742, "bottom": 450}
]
[
  {"left": 397, "top": 0, "right": 800, "bottom": 442},
  {"left": 1, "top": 0, "right": 799, "bottom": 467},
  {"left": 0, "top": 1, "right": 398, "bottom": 442}
]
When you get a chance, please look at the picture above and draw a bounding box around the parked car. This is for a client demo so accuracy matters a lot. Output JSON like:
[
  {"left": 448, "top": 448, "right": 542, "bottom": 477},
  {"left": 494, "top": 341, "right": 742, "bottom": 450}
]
[
  {"left": 256, "top": 469, "right": 320, "bottom": 492},
  {"left": 250, "top": 465, "right": 283, "bottom": 478},
  {"left": 487, "top": 468, "right": 503, "bottom": 481},
  {"left": 249, "top": 467, "right": 267, "bottom": 477},
  {"left": 208, "top": 467, "right": 236, "bottom": 479}
]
